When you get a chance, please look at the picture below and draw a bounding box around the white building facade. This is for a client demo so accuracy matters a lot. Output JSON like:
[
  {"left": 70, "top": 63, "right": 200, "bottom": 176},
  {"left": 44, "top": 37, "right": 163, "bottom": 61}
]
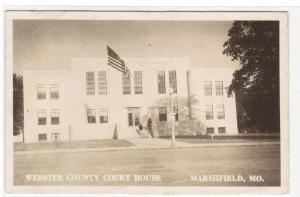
[{"left": 23, "top": 57, "right": 238, "bottom": 143}]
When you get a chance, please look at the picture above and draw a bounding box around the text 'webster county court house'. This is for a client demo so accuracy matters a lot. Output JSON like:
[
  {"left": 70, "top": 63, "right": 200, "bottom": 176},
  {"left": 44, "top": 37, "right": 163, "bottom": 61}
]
[{"left": 23, "top": 57, "right": 238, "bottom": 143}]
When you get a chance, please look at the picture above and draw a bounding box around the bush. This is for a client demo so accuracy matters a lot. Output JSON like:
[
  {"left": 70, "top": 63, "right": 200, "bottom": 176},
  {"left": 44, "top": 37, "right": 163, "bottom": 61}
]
[{"left": 113, "top": 124, "right": 118, "bottom": 140}]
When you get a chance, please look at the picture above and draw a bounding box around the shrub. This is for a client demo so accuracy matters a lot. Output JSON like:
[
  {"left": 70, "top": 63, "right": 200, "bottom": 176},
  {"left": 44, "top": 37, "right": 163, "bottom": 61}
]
[{"left": 113, "top": 124, "right": 118, "bottom": 140}]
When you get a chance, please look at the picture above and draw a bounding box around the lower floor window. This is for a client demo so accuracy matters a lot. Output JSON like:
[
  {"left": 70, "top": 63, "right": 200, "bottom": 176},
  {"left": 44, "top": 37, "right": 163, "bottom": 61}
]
[
  {"left": 87, "top": 109, "right": 96, "bottom": 123},
  {"left": 38, "top": 133, "right": 47, "bottom": 141},
  {"left": 128, "top": 108, "right": 140, "bottom": 126},
  {"left": 206, "top": 127, "right": 214, "bottom": 134},
  {"left": 173, "top": 106, "right": 179, "bottom": 121},
  {"left": 51, "top": 133, "right": 60, "bottom": 141},
  {"left": 218, "top": 127, "right": 226, "bottom": 134},
  {"left": 99, "top": 109, "right": 108, "bottom": 123},
  {"left": 159, "top": 107, "right": 167, "bottom": 121}
]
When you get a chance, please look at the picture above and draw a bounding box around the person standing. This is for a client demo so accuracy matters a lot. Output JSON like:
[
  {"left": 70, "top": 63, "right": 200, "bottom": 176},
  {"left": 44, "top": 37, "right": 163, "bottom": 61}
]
[{"left": 147, "top": 118, "right": 154, "bottom": 138}]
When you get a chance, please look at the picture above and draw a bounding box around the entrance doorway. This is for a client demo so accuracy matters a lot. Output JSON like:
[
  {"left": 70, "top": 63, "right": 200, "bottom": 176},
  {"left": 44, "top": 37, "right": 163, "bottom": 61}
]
[{"left": 127, "top": 107, "right": 140, "bottom": 127}]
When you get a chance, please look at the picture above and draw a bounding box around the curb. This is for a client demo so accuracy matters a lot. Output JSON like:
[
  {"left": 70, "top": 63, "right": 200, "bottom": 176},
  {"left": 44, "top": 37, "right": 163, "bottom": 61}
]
[{"left": 14, "top": 141, "right": 280, "bottom": 156}]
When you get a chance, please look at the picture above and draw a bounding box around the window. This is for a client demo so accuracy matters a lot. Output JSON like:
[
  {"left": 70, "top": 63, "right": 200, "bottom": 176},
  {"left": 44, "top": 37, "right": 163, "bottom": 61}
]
[
  {"left": 157, "top": 71, "right": 166, "bottom": 94},
  {"left": 159, "top": 107, "right": 167, "bottom": 121},
  {"left": 134, "top": 71, "right": 143, "bottom": 94},
  {"left": 122, "top": 73, "right": 131, "bottom": 94},
  {"left": 215, "top": 81, "right": 224, "bottom": 96},
  {"left": 128, "top": 108, "right": 140, "bottom": 126},
  {"left": 51, "top": 133, "right": 60, "bottom": 141},
  {"left": 37, "top": 85, "right": 46, "bottom": 100},
  {"left": 50, "top": 84, "right": 59, "bottom": 99},
  {"left": 38, "top": 133, "right": 47, "bottom": 141},
  {"left": 99, "top": 108, "right": 108, "bottom": 123},
  {"left": 217, "top": 105, "right": 225, "bottom": 119},
  {"left": 204, "top": 81, "right": 212, "bottom": 96},
  {"left": 206, "top": 127, "right": 214, "bottom": 134},
  {"left": 173, "top": 106, "right": 179, "bottom": 121},
  {"left": 98, "top": 71, "right": 107, "bottom": 95},
  {"left": 169, "top": 71, "right": 177, "bottom": 93},
  {"left": 86, "top": 72, "right": 95, "bottom": 95},
  {"left": 51, "top": 110, "right": 60, "bottom": 125},
  {"left": 205, "top": 105, "right": 213, "bottom": 120},
  {"left": 218, "top": 127, "right": 226, "bottom": 134},
  {"left": 87, "top": 109, "right": 96, "bottom": 123},
  {"left": 38, "top": 110, "right": 47, "bottom": 125}
]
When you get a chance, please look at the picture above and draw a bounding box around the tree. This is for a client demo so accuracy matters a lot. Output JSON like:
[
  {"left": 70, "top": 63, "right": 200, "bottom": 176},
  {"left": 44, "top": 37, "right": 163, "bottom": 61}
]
[
  {"left": 13, "top": 73, "right": 24, "bottom": 135},
  {"left": 223, "top": 21, "right": 280, "bottom": 133}
]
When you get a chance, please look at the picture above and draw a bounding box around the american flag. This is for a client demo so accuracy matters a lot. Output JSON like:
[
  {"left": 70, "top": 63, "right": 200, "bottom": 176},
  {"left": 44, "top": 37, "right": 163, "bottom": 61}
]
[{"left": 107, "top": 45, "right": 130, "bottom": 77}]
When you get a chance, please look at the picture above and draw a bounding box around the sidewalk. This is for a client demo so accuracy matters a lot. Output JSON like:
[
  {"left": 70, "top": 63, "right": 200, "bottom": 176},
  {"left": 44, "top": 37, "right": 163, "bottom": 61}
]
[{"left": 14, "top": 138, "right": 280, "bottom": 156}]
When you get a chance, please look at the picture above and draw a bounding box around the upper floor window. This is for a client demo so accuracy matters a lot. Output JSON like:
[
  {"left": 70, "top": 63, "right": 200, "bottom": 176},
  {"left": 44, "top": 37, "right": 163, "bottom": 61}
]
[
  {"left": 99, "top": 108, "right": 108, "bottom": 124},
  {"left": 204, "top": 81, "right": 212, "bottom": 96},
  {"left": 159, "top": 107, "right": 167, "bottom": 121},
  {"left": 122, "top": 73, "right": 131, "bottom": 94},
  {"left": 215, "top": 81, "right": 224, "bottom": 96},
  {"left": 98, "top": 71, "right": 107, "bottom": 95},
  {"left": 50, "top": 84, "right": 59, "bottom": 99},
  {"left": 134, "top": 71, "right": 143, "bottom": 94},
  {"left": 217, "top": 105, "right": 225, "bottom": 119},
  {"left": 169, "top": 71, "right": 177, "bottom": 93},
  {"left": 158, "top": 71, "right": 166, "bottom": 94},
  {"left": 205, "top": 105, "right": 213, "bottom": 120},
  {"left": 38, "top": 110, "right": 47, "bottom": 125},
  {"left": 87, "top": 109, "right": 96, "bottom": 123},
  {"left": 37, "top": 85, "right": 46, "bottom": 100},
  {"left": 51, "top": 109, "right": 60, "bottom": 125},
  {"left": 86, "top": 72, "right": 95, "bottom": 95}
]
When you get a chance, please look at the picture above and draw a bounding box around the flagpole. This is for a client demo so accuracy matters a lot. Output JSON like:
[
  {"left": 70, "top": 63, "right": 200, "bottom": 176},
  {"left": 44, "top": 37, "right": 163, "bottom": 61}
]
[{"left": 106, "top": 44, "right": 113, "bottom": 139}]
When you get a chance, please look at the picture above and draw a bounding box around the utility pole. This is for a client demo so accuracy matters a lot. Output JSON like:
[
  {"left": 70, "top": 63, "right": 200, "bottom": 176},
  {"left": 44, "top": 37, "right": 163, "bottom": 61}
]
[{"left": 170, "top": 87, "right": 176, "bottom": 144}]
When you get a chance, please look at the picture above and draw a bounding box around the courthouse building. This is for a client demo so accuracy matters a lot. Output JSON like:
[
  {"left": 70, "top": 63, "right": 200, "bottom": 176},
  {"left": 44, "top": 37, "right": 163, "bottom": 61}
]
[{"left": 23, "top": 57, "right": 238, "bottom": 143}]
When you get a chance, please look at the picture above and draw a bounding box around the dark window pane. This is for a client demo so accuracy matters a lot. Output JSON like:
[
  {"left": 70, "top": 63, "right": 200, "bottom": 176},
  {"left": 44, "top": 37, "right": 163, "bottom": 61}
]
[
  {"left": 38, "top": 117, "right": 47, "bottom": 125},
  {"left": 207, "top": 127, "right": 214, "bottom": 134},
  {"left": 128, "top": 113, "right": 133, "bottom": 126},
  {"left": 51, "top": 117, "right": 60, "bottom": 125},
  {"left": 218, "top": 127, "right": 226, "bottom": 134},
  {"left": 38, "top": 134, "right": 47, "bottom": 141},
  {"left": 100, "top": 116, "right": 108, "bottom": 123},
  {"left": 159, "top": 107, "right": 167, "bottom": 121}
]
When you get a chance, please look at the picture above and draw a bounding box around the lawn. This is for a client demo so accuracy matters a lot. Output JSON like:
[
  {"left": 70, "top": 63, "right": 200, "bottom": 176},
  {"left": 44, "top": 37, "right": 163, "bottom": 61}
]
[
  {"left": 160, "top": 134, "right": 280, "bottom": 144},
  {"left": 14, "top": 139, "right": 135, "bottom": 151}
]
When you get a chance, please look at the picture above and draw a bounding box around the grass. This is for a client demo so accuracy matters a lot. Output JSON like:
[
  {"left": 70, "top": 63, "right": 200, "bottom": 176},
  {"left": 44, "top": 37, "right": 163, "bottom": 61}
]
[
  {"left": 14, "top": 139, "right": 135, "bottom": 151},
  {"left": 160, "top": 134, "right": 280, "bottom": 144}
]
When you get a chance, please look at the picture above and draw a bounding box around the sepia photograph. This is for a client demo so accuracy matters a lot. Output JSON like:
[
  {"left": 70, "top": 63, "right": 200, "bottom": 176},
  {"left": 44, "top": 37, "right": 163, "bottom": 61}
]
[{"left": 5, "top": 11, "right": 288, "bottom": 194}]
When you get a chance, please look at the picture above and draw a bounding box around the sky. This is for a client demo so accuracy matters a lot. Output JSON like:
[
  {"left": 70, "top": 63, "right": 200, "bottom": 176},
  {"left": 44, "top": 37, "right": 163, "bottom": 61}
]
[{"left": 13, "top": 20, "right": 239, "bottom": 74}]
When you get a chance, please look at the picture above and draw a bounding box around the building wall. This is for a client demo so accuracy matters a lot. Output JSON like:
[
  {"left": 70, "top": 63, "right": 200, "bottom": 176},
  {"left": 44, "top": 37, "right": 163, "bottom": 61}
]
[
  {"left": 23, "top": 71, "right": 73, "bottom": 143},
  {"left": 188, "top": 69, "right": 238, "bottom": 135},
  {"left": 23, "top": 58, "right": 238, "bottom": 143}
]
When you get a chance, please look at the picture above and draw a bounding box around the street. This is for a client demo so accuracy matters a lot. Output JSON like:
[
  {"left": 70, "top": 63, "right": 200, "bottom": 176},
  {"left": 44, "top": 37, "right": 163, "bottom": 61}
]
[{"left": 14, "top": 145, "right": 280, "bottom": 186}]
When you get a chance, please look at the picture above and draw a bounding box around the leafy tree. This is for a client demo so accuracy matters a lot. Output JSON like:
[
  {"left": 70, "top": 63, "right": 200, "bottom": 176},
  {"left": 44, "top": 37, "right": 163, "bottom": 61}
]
[
  {"left": 13, "top": 73, "right": 24, "bottom": 135},
  {"left": 223, "top": 21, "right": 279, "bottom": 133}
]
